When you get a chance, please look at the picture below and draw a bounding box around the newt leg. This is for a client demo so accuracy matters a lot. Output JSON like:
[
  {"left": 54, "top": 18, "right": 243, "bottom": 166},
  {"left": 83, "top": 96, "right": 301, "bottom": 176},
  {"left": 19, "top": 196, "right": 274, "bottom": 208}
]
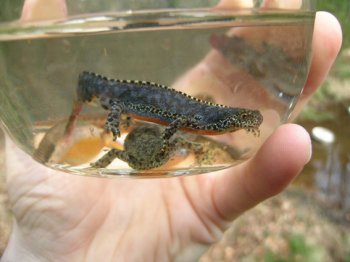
[
  {"left": 162, "top": 117, "right": 192, "bottom": 141},
  {"left": 64, "top": 100, "right": 83, "bottom": 138},
  {"left": 120, "top": 115, "right": 133, "bottom": 131},
  {"left": 157, "top": 117, "right": 194, "bottom": 160},
  {"left": 91, "top": 149, "right": 129, "bottom": 168},
  {"left": 172, "top": 137, "right": 208, "bottom": 165},
  {"left": 173, "top": 138, "right": 203, "bottom": 152},
  {"left": 104, "top": 99, "right": 125, "bottom": 141}
]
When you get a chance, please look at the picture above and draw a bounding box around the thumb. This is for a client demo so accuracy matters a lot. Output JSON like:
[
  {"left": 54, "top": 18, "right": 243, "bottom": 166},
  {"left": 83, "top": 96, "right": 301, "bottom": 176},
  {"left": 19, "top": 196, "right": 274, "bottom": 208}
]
[{"left": 212, "top": 124, "right": 311, "bottom": 220}]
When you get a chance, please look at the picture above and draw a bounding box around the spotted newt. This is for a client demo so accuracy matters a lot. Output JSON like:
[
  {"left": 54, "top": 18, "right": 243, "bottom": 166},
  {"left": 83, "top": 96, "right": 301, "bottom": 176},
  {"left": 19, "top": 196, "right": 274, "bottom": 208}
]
[
  {"left": 67, "top": 71, "right": 263, "bottom": 143},
  {"left": 91, "top": 124, "right": 205, "bottom": 170}
]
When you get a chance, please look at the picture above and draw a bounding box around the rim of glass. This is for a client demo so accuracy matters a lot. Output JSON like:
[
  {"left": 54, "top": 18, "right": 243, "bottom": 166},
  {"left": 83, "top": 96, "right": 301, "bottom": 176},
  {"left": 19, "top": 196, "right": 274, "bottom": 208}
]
[
  {"left": 0, "top": 6, "right": 316, "bottom": 42},
  {"left": 0, "top": 0, "right": 316, "bottom": 24}
]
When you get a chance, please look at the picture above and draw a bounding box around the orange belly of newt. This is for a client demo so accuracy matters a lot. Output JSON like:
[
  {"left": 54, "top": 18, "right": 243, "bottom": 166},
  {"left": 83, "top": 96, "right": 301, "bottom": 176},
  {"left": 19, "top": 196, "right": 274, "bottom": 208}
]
[{"left": 129, "top": 114, "right": 228, "bottom": 135}]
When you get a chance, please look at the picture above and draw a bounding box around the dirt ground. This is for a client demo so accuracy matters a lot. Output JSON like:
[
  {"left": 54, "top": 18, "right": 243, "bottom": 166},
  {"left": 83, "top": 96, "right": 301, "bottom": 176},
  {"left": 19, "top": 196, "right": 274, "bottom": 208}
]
[{"left": 201, "top": 189, "right": 350, "bottom": 262}]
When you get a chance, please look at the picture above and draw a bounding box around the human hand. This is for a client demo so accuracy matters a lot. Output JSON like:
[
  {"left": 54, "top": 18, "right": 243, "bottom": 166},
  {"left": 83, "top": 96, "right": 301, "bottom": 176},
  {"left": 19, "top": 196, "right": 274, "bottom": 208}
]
[{"left": 1, "top": 2, "right": 342, "bottom": 262}]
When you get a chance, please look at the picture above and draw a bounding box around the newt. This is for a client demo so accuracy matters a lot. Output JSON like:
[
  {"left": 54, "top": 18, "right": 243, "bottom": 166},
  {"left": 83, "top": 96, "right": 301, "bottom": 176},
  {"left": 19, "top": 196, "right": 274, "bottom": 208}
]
[
  {"left": 91, "top": 124, "right": 205, "bottom": 170},
  {"left": 63, "top": 71, "right": 263, "bottom": 170},
  {"left": 67, "top": 71, "right": 263, "bottom": 143}
]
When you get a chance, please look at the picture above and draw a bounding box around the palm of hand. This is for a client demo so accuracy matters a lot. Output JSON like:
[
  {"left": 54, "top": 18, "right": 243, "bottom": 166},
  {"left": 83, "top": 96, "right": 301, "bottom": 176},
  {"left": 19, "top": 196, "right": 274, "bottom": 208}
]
[{"left": 6, "top": 144, "right": 225, "bottom": 261}]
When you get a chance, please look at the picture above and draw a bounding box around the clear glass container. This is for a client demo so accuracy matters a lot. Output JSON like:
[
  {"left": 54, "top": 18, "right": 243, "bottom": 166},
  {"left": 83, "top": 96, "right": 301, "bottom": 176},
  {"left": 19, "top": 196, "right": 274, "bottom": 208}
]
[{"left": 0, "top": 0, "right": 316, "bottom": 177}]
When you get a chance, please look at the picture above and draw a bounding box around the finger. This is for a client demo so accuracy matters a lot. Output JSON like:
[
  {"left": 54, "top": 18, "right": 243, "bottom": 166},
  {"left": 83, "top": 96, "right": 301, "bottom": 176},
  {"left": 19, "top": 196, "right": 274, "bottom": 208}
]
[
  {"left": 217, "top": 0, "right": 302, "bottom": 9},
  {"left": 21, "top": 0, "right": 67, "bottom": 22},
  {"left": 291, "top": 12, "right": 342, "bottom": 118},
  {"left": 299, "top": 12, "right": 342, "bottom": 100},
  {"left": 261, "top": 0, "right": 302, "bottom": 9},
  {"left": 217, "top": 0, "right": 254, "bottom": 8},
  {"left": 212, "top": 124, "right": 311, "bottom": 220}
]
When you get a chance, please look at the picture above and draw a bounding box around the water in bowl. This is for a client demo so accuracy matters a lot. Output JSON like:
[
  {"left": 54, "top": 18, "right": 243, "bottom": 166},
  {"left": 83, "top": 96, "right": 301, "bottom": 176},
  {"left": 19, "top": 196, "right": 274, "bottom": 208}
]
[{"left": 0, "top": 9, "right": 314, "bottom": 177}]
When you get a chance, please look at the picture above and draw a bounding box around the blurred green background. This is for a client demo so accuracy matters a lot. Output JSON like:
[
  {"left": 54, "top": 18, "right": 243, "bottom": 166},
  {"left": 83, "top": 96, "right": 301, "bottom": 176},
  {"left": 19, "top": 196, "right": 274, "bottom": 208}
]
[{"left": 318, "top": 0, "right": 349, "bottom": 49}]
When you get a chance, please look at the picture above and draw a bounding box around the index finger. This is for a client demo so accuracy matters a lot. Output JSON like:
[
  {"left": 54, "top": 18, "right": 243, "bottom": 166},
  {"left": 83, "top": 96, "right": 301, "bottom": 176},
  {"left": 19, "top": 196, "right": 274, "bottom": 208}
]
[{"left": 21, "top": 0, "right": 67, "bottom": 22}]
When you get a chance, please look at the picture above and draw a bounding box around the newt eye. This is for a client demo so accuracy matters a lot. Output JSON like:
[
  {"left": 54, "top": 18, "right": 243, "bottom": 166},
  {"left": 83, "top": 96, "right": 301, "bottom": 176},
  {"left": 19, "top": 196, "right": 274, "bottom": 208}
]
[{"left": 241, "top": 113, "right": 249, "bottom": 119}]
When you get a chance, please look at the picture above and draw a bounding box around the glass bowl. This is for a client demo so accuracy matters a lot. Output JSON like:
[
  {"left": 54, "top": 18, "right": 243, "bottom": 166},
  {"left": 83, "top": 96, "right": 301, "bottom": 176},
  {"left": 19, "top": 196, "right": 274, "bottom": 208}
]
[{"left": 0, "top": 0, "right": 316, "bottom": 178}]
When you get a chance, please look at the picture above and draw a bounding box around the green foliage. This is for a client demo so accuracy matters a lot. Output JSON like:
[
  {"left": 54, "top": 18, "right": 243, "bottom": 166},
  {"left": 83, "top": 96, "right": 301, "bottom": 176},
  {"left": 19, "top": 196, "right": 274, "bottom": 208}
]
[
  {"left": 331, "top": 52, "right": 350, "bottom": 80},
  {"left": 346, "top": 253, "right": 350, "bottom": 262},
  {"left": 264, "top": 250, "right": 288, "bottom": 262},
  {"left": 317, "top": 0, "right": 350, "bottom": 49},
  {"left": 264, "top": 234, "right": 325, "bottom": 262},
  {"left": 344, "top": 234, "right": 350, "bottom": 262},
  {"left": 298, "top": 82, "right": 337, "bottom": 122},
  {"left": 0, "top": 0, "right": 24, "bottom": 22}
]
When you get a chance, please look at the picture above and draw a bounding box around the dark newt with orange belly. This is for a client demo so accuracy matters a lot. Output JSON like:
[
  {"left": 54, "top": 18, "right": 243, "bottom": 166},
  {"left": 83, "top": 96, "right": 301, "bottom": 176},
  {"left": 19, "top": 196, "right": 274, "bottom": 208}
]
[
  {"left": 65, "top": 71, "right": 263, "bottom": 169},
  {"left": 72, "top": 71, "right": 262, "bottom": 137}
]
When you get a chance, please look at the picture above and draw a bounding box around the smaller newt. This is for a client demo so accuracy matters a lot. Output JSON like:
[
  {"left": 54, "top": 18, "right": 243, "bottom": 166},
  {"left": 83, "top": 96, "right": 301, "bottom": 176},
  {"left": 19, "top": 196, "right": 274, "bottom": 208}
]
[
  {"left": 68, "top": 71, "right": 263, "bottom": 142},
  {"left": 91, "top": 124, "right": 204, "bottom": 170}
]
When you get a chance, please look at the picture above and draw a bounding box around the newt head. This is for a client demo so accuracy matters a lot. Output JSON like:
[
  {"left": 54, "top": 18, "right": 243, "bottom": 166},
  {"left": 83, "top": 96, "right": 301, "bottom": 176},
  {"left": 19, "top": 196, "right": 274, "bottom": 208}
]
[{"left": 224, "top": 108, "right": 263, "bottom": 136}]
